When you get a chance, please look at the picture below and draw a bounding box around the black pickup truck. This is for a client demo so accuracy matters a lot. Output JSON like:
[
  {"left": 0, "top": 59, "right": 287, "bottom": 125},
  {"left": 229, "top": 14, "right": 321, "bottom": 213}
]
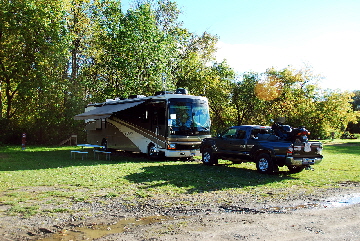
[{"left": 200, "top": 125, "right": 323, "bottom": 174}]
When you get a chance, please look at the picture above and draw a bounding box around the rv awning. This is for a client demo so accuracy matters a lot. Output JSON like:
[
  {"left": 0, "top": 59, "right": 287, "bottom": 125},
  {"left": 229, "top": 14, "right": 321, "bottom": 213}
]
[{"left": 74, "top": 101, "right": 145, "bottom": 120}]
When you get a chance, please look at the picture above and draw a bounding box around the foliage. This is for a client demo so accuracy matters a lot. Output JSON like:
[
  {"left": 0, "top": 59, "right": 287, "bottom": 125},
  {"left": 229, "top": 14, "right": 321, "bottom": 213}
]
[
  {"left": 86, "top": 0, "right": 183, "bottom": 100},
  {"left": 0, "top": 0, "right": 83, "bottom": 144},
  {"left": 232, "top": 72, "right": 267, "bottom": 125},
  {"left": 0, "top": 0, "right": 358, "bottom": 144},
  {"left": 173, "top": 31, "right": 236, "bottom": 133},
  {"left": 347, "top": 90, "right": 360, "bottom": 133},
  {"left": 227, "top": 67, "right": 357, "bottom": 139}
]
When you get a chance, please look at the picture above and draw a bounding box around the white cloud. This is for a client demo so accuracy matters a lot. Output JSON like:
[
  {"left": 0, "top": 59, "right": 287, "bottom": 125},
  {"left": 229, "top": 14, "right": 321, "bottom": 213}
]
[{"left": 216, "top": 31, "right": 360, "bottom": 91}]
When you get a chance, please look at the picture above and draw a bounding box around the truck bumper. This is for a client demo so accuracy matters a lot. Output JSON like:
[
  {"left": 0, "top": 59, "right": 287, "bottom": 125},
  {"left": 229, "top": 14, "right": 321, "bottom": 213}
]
[
  {"left": 164, "top": 150, "right": 200, "bottom": 158},
  {"left": 286, "top": 156, "right": 323, "bottom": 166}
]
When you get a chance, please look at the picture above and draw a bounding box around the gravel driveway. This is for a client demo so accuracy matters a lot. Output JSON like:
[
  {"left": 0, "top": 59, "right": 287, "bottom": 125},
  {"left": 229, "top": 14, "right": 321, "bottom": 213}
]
[{"left": 1, "top": 183, "right": 359, "bottom": 241}]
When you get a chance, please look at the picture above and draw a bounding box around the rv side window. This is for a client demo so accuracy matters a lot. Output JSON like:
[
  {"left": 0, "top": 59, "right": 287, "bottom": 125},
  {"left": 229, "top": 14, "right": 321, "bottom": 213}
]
[
  {"left": 150, "top": 102, "right": 166, "bottom": 125},
  {"left": 95, "top": 119, "right": 102, "bottom": 129}
]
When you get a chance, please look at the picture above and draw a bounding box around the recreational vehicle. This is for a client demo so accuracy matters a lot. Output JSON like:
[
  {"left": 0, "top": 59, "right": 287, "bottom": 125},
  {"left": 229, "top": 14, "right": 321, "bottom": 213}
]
[{"left": 74, "top": 89, "right": 211, "bottom": 159}]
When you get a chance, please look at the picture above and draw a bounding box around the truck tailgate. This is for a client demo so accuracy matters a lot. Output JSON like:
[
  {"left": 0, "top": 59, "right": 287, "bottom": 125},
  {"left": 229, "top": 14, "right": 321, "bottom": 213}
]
[{"left": 293, "top": 141, "right": 322, "bottom": 158}]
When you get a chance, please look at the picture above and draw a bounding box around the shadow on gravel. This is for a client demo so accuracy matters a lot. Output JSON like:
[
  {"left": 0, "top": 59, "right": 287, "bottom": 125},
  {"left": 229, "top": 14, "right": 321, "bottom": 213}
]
[{"left": 124, "top": 163, "right": 298, "bottom": 193}]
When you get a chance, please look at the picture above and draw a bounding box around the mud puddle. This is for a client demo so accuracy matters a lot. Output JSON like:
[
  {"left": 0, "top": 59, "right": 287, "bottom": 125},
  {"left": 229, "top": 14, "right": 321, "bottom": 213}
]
[
  {"left": 38, "top": 215, "right": 173, "bottom": 241},
  {"left": 36, "top": 193, "right": 360, "bottom": 240},
  {"left": 221, "top": 193, "right": 360, "bottom": 214},
  {"left": 263, "top": 193, "right": 360, "bottom": 212},
  {"left": 323, "top": 193, "right": 360, "bottom": 208}
]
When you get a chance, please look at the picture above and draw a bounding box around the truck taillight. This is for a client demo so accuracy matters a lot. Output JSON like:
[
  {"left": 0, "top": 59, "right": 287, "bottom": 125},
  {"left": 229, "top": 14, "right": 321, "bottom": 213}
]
[{"left": 297, "top": 131, "right": 310, "bottom": 136}]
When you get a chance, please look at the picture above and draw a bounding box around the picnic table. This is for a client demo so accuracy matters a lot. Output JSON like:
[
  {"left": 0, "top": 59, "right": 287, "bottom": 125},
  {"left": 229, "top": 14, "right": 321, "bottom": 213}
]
[
  {"left": 71, "top": 144, "right": 111, "bottom": 160},
  {"left": 77, "top": 144, "right": 105, "bottom": 149}
]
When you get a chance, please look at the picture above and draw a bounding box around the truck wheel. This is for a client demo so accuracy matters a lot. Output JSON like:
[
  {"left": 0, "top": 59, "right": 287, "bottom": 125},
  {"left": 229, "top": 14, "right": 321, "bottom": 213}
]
[
  {"left": 202, "top": 148, "right": 218, "bottom": 165},
  {"left": 287, "top": 165, "right": 305, "bottom": 173},
  {"left": 256, "top": 153, "right": 278, "bottom": 174}
]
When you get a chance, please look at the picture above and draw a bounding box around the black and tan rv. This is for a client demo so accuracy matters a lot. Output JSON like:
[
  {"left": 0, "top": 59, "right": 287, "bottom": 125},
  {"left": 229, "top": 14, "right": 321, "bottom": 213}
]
[{"left": 74, "top": 89, "right": 211, "bottom": 159}]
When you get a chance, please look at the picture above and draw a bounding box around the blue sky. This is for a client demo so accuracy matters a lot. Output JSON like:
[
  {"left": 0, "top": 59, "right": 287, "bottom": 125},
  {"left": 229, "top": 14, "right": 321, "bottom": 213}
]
[{"left": 123, "top": 0, "right": 360, "bottom": 91}]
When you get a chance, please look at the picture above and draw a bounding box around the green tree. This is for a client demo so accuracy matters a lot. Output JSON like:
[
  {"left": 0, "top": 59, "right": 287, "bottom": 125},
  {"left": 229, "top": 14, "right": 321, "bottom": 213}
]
[
  {"left": 203, "top": 62, "right": 235, "bottom": 133},
  {"left": 0, "top": 0, "right": 69, "bottom": 143},
  {"left": 172, "top": 30, "right": 236, "bottom": 133},
  {"left": 64, "top": 0, "right": 94, "bottom": 83},
  {"left": 347, "top": 90, "right": 360, "bottom": 133},
  {"left": 232, "top": 72, "right": 267, "bottom": 125},
  {"left": 310, "top": 90, "right": 357, "bottom": 138},
  {"left": 229, "top": 67, "right": 357, "bottom": 139},
  {"left": 89, "top": 2, "right": 179, "bottom": 100}
]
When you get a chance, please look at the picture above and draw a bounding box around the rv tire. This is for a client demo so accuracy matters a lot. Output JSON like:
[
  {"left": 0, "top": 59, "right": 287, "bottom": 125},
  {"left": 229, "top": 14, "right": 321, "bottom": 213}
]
[{"left": 147, "top": 143, "right": 159, "bottom": 160}]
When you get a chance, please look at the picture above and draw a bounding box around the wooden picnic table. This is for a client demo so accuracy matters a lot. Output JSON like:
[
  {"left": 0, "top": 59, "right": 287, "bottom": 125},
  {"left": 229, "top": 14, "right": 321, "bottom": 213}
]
[{"left": 74, "top": 144, "right": 110, "bottom": 160}]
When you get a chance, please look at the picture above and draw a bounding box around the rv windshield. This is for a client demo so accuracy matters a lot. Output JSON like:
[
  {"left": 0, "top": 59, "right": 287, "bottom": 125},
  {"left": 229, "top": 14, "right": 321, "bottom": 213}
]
[{"left": 168, "top": 98, "right": 210, "bottom": 135}]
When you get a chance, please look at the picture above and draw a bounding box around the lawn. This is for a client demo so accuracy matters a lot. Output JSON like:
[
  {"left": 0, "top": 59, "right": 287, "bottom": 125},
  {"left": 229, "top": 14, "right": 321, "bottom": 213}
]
[{"left": 0, "top": 140, "right": 359, "bottom": 216}]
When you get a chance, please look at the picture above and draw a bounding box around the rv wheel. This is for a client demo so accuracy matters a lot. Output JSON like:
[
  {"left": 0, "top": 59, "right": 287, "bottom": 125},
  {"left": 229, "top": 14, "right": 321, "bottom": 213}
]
[{"left": 147, "top": 144, "right": 158, "bottom": 160}]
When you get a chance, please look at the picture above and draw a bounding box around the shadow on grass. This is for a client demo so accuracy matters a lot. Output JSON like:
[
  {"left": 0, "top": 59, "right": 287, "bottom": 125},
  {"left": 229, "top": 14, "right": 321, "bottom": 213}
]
[
  {"left": 0, "top": 146, "right": 144, "bottom": 171},
  {"left": 1, "top": 146, "right": 297, "bottom": 192},
  {"left": 124, "top": 163, "right": 298, "bottom": 193}
]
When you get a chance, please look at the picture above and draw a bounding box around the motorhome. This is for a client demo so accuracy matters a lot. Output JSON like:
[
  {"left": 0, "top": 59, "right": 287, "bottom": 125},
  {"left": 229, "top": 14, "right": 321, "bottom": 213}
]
[{"left": 74, "top": 89, "right": 211, "bottom": 159}]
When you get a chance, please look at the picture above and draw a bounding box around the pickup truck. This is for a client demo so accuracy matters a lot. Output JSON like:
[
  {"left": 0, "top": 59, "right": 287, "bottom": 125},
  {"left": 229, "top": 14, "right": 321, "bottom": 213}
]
[{"left": 200, "top": 125, "right": 323, "bottom": 174}]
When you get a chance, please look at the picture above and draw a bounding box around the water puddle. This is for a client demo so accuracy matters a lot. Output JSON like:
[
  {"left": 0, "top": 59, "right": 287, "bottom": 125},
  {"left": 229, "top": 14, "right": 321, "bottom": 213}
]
[
  {"left": 35, "top": 193, "right": 360, "bottom": 240},
  {"left": 260, "top": 203, "right": 321, "bottom": 213},
  {"left": 322, "top": 193, "right": 360, "bottom": 208},
  {"left": 261, "top": 193, "right": 360, "bottom": 213},
  {"left": 38, "top": 215, "right": 173, "bottom": 241}
]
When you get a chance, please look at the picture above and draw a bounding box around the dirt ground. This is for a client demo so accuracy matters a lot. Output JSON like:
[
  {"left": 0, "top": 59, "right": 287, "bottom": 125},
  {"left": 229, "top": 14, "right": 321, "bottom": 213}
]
[
  {"left": 106, "top": 202, "right": 360, "bottom": 241},
  {"left": 1, "top": 184, "right": 359, "bottom": 241}
]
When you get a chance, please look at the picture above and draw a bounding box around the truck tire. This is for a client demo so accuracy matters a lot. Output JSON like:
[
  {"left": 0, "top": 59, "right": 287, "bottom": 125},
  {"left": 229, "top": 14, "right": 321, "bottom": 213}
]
[
  {"left": 202, "top": 148, "right": 218, "bottom": 165},
  {"left": 287, "top": 165, "right": 305, "bottom": 173},
  {"left": 256, "top": 153, "right": 278, "bottom": 174}
]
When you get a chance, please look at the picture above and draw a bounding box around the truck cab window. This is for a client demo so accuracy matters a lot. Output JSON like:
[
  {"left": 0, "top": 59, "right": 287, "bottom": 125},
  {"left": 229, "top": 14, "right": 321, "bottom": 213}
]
[
  {"left": 222, "top": 128, "right": 237, "bottom": 139},
  {"left": 236, "top": 130, "right": 246, "bottom": 139}
]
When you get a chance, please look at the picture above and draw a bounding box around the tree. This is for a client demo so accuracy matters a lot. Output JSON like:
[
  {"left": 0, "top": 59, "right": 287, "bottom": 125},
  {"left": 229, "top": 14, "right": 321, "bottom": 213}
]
[
  {"left": 232, "top": 72, "right": 267, "bottom": 125},
  {"left": 347, "top": 90, "right": 360, "bottom": 133},
  {"left": 89, "top": 2, "right": 180, "bottom": 100},
  {"left": 173, "top": 31, "right": 236, "bottom": 133},
  {"left": 228, "top": 67, "right": 357, "bottom": 139},
  {"left": 0, "top": 0, "right": 63, "bottom": 118},
  {"left": 310, "top": 90, "right": 357, "bottom": 138},
  {"left": 203, "top": 62, "right": 236, "bottom": 133},
  {"left": 0, "top": 0, "right": 69, "bottom": 143},
  {"left": 64, "top": 0, "right": 94, "bottom": 83}
]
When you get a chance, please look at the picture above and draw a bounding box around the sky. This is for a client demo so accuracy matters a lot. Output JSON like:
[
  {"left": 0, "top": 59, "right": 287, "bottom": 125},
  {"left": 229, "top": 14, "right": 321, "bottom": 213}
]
[{"left": 123, "top": 0, "right": 360, "bottom": 91}]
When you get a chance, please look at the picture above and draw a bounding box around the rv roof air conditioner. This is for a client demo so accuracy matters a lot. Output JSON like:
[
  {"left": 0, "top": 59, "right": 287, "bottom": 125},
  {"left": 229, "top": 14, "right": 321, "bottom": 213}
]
[
  {"left": 155, "top": 91, "right": 174, "bottom": 95},
  {"left": 128, "top": 95, "right": 146, "bottom": 99},
  {"left": 175, "top": 88, "right": 188, "bottom": 95}
]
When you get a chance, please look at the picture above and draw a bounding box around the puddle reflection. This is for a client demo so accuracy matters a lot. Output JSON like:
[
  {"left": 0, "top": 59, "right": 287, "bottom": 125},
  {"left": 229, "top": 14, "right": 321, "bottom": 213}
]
[
  {"left": 323, "top": 193, "right": 360, "bottom": 208},
  {"left": 262, "top": 193, "right": 360, "bottom": 213},
  {"left": 37, "top": 193, "right": 360, "bottom": 240},
  {"left": 39, "top": 216, "right": 173, "bottom": 241}
]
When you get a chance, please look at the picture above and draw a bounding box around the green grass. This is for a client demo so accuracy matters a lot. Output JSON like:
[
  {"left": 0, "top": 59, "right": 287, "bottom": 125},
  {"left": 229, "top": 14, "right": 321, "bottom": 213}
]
[{"left": 0, "top": 141, "right": 359, "bottom": 216}]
